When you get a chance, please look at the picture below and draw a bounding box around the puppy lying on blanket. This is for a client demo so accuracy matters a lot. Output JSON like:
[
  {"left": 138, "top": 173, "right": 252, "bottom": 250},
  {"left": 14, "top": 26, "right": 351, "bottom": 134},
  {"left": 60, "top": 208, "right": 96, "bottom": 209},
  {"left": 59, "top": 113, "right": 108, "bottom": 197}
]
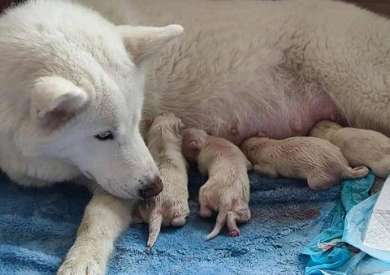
[
  {"left": 135, "top": 113, "right": 190, "bottom": 248},
  {"left": 310, "top": 120, "right": 390, "bottom": 178},
  {"left": 241, "top": 137, "right": 369, "bottom": 190},
  {"left": 182, "top": 128, "right": 251, "bottom": 239}
]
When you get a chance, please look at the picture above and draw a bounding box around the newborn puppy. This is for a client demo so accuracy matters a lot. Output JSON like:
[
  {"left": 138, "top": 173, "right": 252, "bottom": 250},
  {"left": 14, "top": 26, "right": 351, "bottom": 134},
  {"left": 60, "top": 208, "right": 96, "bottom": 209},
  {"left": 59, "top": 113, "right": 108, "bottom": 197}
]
[
  {"left": 136, "top": 113, "right": 189, "bottom": 248},
  {"left": 241, "top": 136, "right": 369, "bottom": 190},
  {"left": 310, "top": 120, "right": 390, "bottom": 178},
  {"left": 182, "top": 128, "right": 251, "bottom": 240}
]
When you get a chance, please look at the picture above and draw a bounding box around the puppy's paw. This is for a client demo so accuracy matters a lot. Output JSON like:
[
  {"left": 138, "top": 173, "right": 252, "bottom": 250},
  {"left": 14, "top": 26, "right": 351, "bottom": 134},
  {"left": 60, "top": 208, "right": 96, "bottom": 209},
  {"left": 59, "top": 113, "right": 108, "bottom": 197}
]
[
  {"left": 171, "top": 215, "right": 187, "bottom": 227},
  {"left": 228, "top": 229, "right": 240, "bottom": 237},
  {"left": 199, "top": 206, "right": 213, "bottom": 218}
]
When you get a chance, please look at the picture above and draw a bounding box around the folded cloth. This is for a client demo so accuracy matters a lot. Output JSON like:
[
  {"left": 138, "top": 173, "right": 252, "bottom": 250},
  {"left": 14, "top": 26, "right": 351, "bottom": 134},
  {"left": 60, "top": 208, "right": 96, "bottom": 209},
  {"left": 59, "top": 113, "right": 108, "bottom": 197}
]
[{"left": 302, "top": 173, "right": 390, "bottom": 275}]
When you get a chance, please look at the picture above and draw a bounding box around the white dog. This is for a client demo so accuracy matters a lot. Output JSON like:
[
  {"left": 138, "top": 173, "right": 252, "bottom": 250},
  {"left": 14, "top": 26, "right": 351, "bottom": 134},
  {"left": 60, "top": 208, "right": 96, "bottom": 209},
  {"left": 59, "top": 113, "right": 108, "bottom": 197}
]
[{"left": 1, "top": 0, "right": 390, "bottom": 274}]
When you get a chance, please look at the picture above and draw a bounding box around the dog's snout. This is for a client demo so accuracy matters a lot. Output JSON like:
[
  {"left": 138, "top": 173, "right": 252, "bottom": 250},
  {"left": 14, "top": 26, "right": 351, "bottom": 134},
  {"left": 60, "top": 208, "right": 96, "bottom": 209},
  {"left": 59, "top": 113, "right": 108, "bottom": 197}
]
[{"left": 138, "top": 176, "right": 163, "bottom": 199}]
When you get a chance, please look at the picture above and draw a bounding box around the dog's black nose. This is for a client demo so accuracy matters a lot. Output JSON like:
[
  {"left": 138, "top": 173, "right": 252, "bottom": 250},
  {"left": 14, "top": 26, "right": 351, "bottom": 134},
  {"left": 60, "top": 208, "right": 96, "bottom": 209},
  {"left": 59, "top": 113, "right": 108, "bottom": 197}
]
[{"left": 139, "top": 176, "right": 163, "bottom": 199}]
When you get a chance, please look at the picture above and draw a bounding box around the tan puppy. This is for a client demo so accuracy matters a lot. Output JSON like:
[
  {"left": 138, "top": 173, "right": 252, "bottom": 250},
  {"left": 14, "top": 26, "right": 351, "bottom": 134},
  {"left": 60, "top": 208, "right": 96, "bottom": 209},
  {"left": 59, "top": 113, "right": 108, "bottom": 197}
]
[
  {"left": 241, "top": 137, "right": 369, "bottom": 190},
  {"left": 310, "top": 120, "right": 390, "bottom": 178},
  {"left": 182, "top": 128, "right": 251, "bottom": 240},
  {"left": 136, "top": 113, "right": 189, "bottom": 248}
]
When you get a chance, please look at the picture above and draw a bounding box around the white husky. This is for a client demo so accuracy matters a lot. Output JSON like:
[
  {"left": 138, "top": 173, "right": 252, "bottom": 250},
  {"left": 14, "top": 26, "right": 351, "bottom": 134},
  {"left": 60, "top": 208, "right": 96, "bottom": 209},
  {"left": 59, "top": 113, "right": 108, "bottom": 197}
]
[{"left": 1, "top": 0, "right": 390, "bottom": 274}]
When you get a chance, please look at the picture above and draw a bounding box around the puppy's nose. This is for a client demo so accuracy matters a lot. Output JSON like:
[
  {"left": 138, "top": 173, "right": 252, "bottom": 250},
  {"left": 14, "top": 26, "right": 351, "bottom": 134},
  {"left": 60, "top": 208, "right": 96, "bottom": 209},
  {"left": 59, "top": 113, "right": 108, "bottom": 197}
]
[{"left": 139, "top": 176, "right": 163, "bottom": 199}]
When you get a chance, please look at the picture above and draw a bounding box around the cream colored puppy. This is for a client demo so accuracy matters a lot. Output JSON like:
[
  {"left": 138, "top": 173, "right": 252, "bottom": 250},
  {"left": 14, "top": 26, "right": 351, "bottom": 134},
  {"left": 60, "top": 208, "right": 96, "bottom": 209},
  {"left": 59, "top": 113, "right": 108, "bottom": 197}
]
[
  {"left": 241, "top": 137, "right": 369, "bottom": 190},
  {"left": 135, "top": 113, "right": 189, "bottom": 248},
  {"left": 182, "top": 128, "right": 251, "bottom": 240},
  {"left": 310, "top": 120, "right": 390, "bottom": 178}
]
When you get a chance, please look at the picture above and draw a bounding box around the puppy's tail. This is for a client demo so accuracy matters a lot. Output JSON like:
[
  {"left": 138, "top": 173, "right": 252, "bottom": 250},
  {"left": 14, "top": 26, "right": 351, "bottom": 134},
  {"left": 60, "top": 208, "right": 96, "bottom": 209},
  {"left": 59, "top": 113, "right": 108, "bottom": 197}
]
[
  {"left": 343, "top": 166, "right": 369, "bottom": 179},
  {"left": 147, "top": 210, "right": 163, "bottom": 248},
  {"left": 206, "top": 210, "right": 227, "bottom": 240}
]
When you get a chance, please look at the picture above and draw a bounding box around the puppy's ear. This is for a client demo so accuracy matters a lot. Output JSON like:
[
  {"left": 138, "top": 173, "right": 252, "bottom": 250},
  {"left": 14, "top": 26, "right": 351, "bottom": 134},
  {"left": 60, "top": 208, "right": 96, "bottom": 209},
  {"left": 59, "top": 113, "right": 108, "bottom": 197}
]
[
  {"left": 117, "top": 24, "right": 184, "bottom": 64},
  {"left": 30, "top": 76, "right": 89, "bottom": 129}
]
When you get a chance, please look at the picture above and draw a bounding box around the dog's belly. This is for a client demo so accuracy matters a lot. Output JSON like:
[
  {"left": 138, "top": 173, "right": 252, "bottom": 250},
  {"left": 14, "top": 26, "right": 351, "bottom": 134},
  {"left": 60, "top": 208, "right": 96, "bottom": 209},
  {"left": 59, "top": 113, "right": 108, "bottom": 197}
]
[
  {"left": 139, "top": 0, "right": 390, "bottom": 142},
  {"left": 148, "top": 46, "right": 344, "bottom": 144},
  {"left": 177, "top": 84, "right": 342, "bottom": 145}
]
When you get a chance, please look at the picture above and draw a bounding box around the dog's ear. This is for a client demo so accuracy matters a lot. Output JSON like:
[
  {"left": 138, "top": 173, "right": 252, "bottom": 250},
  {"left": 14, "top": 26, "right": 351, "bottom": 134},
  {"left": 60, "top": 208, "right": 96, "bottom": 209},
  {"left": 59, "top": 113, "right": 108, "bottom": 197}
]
[
  {"left": 117, "top": 24, "right": 184, "bottom": 64},
  {"left": 30, "top": 76, "right": 89, "bottom": 129}
]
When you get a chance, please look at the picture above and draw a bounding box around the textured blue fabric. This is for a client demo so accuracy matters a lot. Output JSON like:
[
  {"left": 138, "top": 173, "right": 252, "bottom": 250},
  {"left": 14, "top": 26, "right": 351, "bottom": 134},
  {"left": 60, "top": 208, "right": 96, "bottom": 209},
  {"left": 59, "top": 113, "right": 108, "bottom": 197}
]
[
  {"left": 302, "top": 173, "right": 390, "bottom": 275},
  {"left": 0, "top": 170, "right": 342, "bottom": 275},
  {"left": 302, "top": 174, "right": 374, "bottom": 275}
]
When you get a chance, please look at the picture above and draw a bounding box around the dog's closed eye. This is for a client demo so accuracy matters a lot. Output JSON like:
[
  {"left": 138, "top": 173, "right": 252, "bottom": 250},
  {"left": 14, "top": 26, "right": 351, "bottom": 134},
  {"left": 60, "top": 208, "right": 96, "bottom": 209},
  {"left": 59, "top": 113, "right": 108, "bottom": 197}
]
[{"left": 95, "top": 130, "right": 115, "bottom": 141}]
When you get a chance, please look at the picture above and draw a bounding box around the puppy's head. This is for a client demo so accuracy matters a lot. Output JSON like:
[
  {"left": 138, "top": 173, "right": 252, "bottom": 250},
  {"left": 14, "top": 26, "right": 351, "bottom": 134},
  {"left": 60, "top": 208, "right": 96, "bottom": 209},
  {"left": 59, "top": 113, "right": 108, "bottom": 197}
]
[
  {"left": 182, "top": 128, "right": 208, "bottom": 161},
  {"left": 240, "top": 137, "right": 269, "bottom": 160},
  {"left": 146, "top": 113, "right": 185, "bottom": 152},
  {"left": 310, "top": 120, "right": 341, "bottom": 139},
  {"left": 149, "top": 112, "right": 184, "bottom": 137}
]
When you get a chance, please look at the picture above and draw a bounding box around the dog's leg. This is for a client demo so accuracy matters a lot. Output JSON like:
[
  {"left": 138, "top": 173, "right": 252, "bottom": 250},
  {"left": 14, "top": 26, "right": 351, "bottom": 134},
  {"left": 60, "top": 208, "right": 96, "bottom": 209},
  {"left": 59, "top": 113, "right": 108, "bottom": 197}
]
[{"left": 57, "top": 188, "right": 135, "bottom": 275}]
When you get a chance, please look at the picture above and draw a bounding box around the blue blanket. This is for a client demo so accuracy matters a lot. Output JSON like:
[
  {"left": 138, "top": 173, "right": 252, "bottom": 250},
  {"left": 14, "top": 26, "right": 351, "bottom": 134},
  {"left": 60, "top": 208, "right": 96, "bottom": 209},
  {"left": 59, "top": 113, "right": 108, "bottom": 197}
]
[{"left": 0, "top": 170, "right": 342, "bottom": 275}]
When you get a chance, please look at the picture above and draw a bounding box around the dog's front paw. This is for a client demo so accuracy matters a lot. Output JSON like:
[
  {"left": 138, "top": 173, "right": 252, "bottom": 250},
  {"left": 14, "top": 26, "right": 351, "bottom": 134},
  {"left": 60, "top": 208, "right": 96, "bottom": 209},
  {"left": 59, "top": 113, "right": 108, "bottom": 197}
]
[{"left": 57, "top": 249, "right": 105, "bottom": 275}]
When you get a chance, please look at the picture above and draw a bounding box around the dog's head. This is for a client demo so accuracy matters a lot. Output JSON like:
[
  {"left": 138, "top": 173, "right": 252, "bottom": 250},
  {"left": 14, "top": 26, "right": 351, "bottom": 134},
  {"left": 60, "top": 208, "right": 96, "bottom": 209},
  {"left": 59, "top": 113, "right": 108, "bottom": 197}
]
[{"left": 1, "top": 1, "right": 184, "bottom": 199}]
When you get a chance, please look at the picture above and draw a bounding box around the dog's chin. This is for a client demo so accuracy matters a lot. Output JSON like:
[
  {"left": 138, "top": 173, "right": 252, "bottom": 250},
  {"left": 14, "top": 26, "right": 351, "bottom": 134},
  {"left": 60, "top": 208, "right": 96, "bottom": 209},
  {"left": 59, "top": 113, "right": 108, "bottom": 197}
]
[
  {"left": 109, "top": 189, "right": 140, "bottom": 200},
  {"left": 94, "top": 181, "right": 140, "bottom": 200}
]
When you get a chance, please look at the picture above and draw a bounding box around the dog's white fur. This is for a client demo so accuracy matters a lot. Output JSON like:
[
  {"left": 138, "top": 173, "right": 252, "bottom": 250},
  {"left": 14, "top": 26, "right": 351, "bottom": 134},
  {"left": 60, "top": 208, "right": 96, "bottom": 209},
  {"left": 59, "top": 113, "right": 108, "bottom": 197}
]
[{"left": 1, "top": 0, "right": 390, "bottom": 274}]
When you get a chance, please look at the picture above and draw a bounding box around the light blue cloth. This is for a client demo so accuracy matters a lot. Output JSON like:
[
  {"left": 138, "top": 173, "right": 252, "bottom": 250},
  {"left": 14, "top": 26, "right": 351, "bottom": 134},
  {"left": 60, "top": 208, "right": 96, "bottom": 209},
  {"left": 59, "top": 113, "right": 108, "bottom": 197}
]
[
  {"left": 303, "top": 173, "right": 390, "bottom": 275},
  {"left": 342, "top": 193, "right": 390, "bottom": 274},
  {"left": 0, "top": 169, "right": 342, "bottom": 275},
  {"left": 343, "top": 193, "right": 390, "bottom": 262}
]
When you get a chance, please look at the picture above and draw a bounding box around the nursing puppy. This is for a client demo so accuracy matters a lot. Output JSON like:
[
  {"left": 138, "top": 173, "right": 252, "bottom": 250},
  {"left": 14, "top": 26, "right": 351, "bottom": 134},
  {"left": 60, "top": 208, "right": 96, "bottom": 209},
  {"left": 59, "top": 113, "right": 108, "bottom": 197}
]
[
  {"left": 310, "top": 120, "right": 390, "bottom": 178},
  {"left": 182, "top": 128, "right": 251, "bottom": 240},
  {"left": 136, "top": 113, "right": 189, "bottom": 248},
  {"left": 241, "top": 137, "right": 369, "bottom": 190}
]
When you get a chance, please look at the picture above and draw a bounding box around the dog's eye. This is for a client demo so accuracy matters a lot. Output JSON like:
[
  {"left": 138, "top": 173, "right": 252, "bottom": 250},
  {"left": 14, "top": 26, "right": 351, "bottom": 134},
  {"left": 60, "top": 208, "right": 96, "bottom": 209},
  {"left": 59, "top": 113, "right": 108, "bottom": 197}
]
[{"left": 95, "top": 130, "right": 114, "bottom": 141}]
